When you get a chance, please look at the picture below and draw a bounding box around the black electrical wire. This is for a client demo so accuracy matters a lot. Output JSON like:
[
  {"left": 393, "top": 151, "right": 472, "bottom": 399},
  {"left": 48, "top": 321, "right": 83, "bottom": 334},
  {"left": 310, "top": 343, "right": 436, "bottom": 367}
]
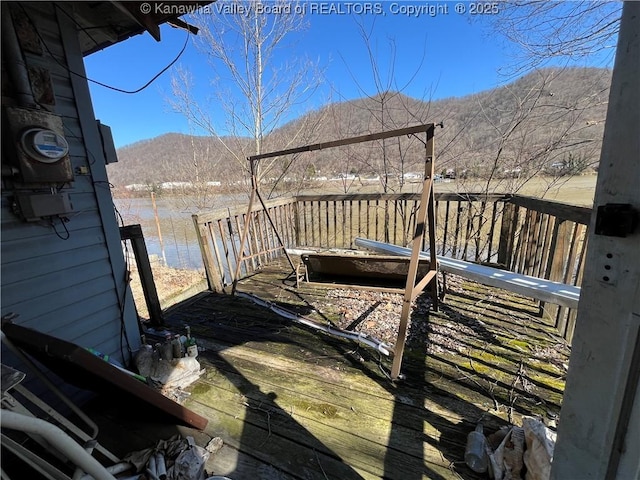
[
  {"left": 51, "top": 216, "right": 71, "bottom": 240},
  {"left": 19, "top": 3, "right": 190, "bottom": 95}
]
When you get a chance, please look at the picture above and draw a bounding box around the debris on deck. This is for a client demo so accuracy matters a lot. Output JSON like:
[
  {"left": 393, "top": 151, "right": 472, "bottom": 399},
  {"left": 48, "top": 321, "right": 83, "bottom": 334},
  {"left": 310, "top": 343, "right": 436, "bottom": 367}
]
[
  {"left": 301, "top": 252, "right": 431, "bottom": 282},
  {"left": 159, "top": 257, "right": 570, "bottom": 479},
  {"left": 237, "top": 290, "right": 392, "bottom": 355},
  {"left": 477, "top": 417, "right": 556, "bottom": 480},
  {"left": 2, "top": 322, "right": 208, "bottom": 430},
  {"left": 123, "top": 434, "right": 229, "bottom": 479},
  {"left": 139, "top": 327, "right": 206, "bottom": 403}
]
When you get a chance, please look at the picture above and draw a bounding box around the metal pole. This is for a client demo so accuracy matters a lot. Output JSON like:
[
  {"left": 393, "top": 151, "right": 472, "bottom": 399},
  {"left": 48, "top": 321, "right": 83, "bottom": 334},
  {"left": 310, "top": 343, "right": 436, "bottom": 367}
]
[
  {"left": 391, "top": 125, "right": 437, "bottom": 379},
  {"left": 150, "top": 192, "right": 167, "bottom": 266}
]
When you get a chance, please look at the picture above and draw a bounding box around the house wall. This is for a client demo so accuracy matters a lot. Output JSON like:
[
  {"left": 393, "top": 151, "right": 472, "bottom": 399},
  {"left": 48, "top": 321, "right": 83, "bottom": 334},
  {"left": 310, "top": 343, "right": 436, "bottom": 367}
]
[{"left": 1, "top": 3, "right": 140, "bottom": 385}]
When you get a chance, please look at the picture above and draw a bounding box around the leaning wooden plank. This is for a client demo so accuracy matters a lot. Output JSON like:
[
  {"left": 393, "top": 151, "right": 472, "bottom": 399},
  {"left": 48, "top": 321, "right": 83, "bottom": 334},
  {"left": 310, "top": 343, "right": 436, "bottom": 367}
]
[
  {"left": 1, "top": 323, "right": 208, "bottom": 430},
  {"left": 354, "top": 238, "right": 580, "bottom": 309}
]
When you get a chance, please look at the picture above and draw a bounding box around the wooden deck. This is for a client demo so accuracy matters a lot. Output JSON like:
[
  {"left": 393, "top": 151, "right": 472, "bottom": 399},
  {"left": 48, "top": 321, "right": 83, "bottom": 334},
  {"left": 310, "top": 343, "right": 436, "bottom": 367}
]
[{"left": 158, "top": 257, "right": 570, "bottom": 479}]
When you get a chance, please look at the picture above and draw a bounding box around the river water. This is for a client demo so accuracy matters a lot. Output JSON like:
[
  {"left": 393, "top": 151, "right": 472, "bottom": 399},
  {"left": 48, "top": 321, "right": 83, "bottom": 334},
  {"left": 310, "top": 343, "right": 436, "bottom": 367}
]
[{"left": 114, "top": 193, "right": 248, "bottom": 270}]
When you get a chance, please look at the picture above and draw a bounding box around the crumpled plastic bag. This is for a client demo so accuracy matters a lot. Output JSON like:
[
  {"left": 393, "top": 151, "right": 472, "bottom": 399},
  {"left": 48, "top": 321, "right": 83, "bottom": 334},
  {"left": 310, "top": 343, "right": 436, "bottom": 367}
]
[
  {"left": 123, "top": 434, "right": 187, "bottom": 472},
  {"left": 123, "top": 435, "right": 212, "bottom": 479},
  {"left": 523, "top": 417, "right": 556, "bottom": 480},
  {"left": 489, "top": 426, "right": 525, "bottom": 480},
  {"left": 168, "top": 443, "right": 210, "bottom": 480}
]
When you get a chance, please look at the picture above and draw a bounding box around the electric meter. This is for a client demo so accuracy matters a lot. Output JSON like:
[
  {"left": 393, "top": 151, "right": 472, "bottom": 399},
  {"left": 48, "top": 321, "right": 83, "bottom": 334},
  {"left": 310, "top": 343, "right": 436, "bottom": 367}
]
[{"left": 20, "top": 128, "right": 69, "bottom": 163}]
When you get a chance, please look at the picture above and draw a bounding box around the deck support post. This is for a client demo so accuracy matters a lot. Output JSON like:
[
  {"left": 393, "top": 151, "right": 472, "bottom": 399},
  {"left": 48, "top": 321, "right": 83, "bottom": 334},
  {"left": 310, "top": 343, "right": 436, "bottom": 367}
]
[
  {"left": 119, "top": 224, "right": 164, "bottom": 326},
  {"left": 551, "top": 4, "right": 640, "bottom": 478}
]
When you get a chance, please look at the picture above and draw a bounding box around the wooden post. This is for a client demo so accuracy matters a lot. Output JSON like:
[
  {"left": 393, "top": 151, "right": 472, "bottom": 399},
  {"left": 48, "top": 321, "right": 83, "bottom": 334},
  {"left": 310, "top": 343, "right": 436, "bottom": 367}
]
[
  {"left": 497, "top": 201, "right": 518, "bottom": 269},
  {"left": 542, "top": 219, "right": 571, "bottom": 325},
  {"left": 192, "top": 215, "right": 223, "bottom": 293},
  {"left": 150, "top": 192, "right": 167, "bottom": 265},
  {"left": 119, "top": 225, "right": 164, "bottom": 326}
]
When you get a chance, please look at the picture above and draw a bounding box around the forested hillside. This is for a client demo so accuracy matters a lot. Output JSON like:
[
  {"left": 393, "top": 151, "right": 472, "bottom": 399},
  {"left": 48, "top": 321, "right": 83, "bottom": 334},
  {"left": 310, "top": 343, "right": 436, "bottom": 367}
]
[{"left": 109, "top": 67, "right": 610, "bottom": 193}]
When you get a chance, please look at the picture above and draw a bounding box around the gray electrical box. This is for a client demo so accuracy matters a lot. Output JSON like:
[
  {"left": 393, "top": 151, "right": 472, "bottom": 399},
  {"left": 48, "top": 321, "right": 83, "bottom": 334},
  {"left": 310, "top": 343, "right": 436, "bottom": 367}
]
[
  {"left": 14, "top": 192, "right": 73, "bottom": 221},
  {"left": 97, "top": 121, "right": 118, "bottom": 164}
]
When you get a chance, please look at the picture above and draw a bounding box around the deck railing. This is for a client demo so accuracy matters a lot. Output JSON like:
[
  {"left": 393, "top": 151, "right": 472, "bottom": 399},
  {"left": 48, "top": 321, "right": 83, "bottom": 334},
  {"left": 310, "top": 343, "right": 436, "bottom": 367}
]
[{"left": 193, "top": 193, "right": 591, "bottom": 342}]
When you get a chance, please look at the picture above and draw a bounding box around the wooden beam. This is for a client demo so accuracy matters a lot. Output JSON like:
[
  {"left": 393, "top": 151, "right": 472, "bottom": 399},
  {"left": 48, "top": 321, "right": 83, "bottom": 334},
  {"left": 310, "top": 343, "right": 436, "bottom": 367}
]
[
  {"left": 192, "top": 215, "right": 224, "bottom": 293},
  {"left": 551, "top": 4, "right": 640, "bottom": 478},
  {"left": 119, "top": 225, "right": 164, "bottom": 326}
]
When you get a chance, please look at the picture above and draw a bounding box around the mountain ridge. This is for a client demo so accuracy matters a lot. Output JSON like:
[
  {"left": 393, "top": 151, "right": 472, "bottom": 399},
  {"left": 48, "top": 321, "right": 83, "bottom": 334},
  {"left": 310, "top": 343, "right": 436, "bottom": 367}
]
[{"left": 109, "top": 67, "right": 611, "bottom": 189}]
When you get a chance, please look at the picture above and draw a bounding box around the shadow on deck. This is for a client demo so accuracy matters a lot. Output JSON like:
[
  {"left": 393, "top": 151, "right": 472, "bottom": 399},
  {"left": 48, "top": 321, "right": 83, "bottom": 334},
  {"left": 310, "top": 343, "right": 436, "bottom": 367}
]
[{"left": 158, "top": 258, "right": 569, "bottom": 479}]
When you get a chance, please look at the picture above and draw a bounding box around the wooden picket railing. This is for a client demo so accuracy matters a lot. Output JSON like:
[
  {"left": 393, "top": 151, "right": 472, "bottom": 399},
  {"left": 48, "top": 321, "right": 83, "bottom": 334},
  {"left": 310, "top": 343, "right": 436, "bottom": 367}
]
[
  {"left": 193, "top": 193, "right": 591, "bottom": 342},
  {"left": 192, "top": 198, "right": 298, "bottom": 291}
]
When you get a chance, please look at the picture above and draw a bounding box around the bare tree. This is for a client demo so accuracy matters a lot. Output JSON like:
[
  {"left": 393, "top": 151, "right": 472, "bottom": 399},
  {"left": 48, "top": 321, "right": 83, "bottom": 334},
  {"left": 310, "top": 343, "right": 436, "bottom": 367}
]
[
  {"left": 324, "top": 17, "right": 442, "bottom": 243},
  {"left": 170, "top": 0, "right": 324, "bottom": 198},
  {"left": 491, "top": 0, "right": 621, "bottom": 76},
  {"left": 337, "top": 18, "right": 435, "bottom": 195},
  {"left": 447, "top": 67, "right": 608, "bottom": 261}
]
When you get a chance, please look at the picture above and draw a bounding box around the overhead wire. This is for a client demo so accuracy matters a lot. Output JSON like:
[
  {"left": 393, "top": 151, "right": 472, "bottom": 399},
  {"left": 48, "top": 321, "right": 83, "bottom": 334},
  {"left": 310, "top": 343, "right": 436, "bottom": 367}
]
[{"left": 20, "top": 3, "right": 190, "bottom": 95}]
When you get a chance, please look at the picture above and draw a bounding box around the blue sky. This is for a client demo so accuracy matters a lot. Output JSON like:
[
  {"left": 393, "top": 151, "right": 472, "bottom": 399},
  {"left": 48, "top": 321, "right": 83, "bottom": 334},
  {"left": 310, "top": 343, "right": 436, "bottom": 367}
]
[{"left": 83, "top": 1, "right": 616, "bottom": 149}]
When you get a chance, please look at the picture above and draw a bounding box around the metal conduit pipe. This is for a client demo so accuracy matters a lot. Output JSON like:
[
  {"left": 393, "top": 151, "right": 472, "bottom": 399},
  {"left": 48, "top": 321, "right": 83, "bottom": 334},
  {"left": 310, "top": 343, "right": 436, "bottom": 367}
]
[
  {"left": 0, "top": 410, "right": 116, "bottom": 480},
  {"left": 237, "top": 291, "right": 392, "bottom": 355},
  {"left": 1, "top": 2, "right": 36, "bottom": 107}
]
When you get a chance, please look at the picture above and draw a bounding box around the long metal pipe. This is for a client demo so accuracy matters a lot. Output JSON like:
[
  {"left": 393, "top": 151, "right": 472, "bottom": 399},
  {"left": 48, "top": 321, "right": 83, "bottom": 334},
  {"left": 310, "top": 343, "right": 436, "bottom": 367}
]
[
  {"left": 354, "top": 237, "right": 581, "bottom": 308},
  {"left": 1, "top": 3, "right": 36, "bottom": 107},
  {"left": 237, "top": 291, "right": 392, "bottom": 355},
  {"left": 1, "top": 410, "right": 116, "bottom": 480}
]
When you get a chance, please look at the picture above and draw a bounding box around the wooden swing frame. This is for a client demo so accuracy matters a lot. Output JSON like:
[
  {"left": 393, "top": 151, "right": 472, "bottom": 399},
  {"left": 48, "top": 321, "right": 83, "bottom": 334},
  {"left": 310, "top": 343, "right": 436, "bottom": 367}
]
[{"left": 232, "top": 123, "right": 439, "bottom": 379}]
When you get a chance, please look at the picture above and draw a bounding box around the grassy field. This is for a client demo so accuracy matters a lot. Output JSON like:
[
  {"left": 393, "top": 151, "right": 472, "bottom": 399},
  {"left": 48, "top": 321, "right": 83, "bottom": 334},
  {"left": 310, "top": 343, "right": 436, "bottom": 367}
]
[
  {"left": 434, "top": 174, "right": 598, "bottom": 206},
  {"left": 301, "top": 174, "right": 598, "bottom": 207}
]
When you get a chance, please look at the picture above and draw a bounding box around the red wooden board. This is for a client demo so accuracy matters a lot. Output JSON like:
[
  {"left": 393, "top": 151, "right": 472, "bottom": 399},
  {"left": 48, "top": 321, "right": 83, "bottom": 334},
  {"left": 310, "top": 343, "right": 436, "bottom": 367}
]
[{"left": 2, "top": 323, "right": 208, "bottom": 431}]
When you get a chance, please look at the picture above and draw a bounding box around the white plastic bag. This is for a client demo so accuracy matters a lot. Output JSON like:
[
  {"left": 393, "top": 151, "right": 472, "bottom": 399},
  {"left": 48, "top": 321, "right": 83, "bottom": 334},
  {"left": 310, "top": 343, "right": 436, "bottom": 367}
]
[
  {"left": 168, "top": 438, "right": 210, "bottom": 480},
  {"left": 523, "top": 417, "right": 556, "bottom": 480}
]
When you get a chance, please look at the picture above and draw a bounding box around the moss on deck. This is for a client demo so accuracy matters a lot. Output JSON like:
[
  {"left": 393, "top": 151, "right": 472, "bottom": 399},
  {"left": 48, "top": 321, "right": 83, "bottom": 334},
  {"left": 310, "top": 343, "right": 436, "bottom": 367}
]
[{"left": 164, "top": 258, "right": 569, "bottom": 479}]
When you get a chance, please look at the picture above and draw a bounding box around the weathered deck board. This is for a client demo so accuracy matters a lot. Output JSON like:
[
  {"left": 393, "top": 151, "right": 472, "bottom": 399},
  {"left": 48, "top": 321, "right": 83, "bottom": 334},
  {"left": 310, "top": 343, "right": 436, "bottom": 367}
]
[
  {"left": 160, "top": 258, "right": 569, "bottom": 479},
  {"left": 194, "top": 348, "right": 467, "bottom": 466},
  {"left": 199, "top": 340, "right": 472, "bottom": 427}
]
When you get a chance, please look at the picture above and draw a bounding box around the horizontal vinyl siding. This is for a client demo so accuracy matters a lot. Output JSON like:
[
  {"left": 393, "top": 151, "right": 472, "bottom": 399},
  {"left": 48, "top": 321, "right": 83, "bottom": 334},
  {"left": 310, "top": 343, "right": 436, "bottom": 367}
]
[
  {"left": 1, "top": 0, "right": 139, "bottom": 393},
  {"left": 1, "top": 223, "right": 106, "bottom": 258},
  {"left": 1, "top": 244, "right": 109, "bottom": 285},
  {"left": 3, "top": 259, "right": 113, "bottom": 306}
]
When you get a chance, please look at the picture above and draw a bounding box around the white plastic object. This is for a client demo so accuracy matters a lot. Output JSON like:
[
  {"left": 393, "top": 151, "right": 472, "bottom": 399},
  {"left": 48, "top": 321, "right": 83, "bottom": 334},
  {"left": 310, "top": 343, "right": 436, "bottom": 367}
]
[{"left": 1, "top": 410, "right": 116, "bottom": 480}]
